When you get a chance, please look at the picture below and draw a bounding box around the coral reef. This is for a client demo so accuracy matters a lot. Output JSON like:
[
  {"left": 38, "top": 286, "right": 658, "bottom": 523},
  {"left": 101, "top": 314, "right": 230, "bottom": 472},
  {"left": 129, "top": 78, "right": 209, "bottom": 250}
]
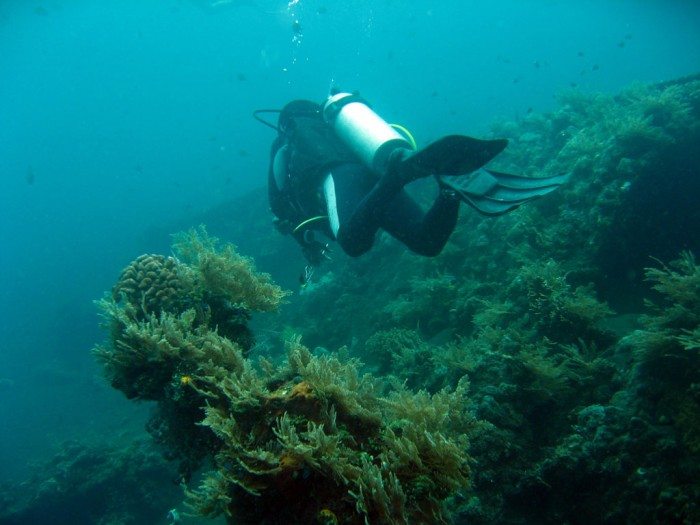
[
  {"left": 93, "top": 227, "right": 473, "bottom": 524},
  {"left": 90, "top": 77, "right": 700, "bottom": 523}
]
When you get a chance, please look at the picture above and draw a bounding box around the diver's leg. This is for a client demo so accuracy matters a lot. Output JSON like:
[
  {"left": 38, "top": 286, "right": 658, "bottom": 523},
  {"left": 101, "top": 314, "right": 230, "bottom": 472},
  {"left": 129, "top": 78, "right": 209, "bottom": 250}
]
[
  {"left": 330, "top": 164, "right": 384, "bottom": 257},
  {"left": 332, "top": 163, "right": 459, "bottom": 257},
  {"left": 381, "top": 187, "right": 460, "bottom": 257}
]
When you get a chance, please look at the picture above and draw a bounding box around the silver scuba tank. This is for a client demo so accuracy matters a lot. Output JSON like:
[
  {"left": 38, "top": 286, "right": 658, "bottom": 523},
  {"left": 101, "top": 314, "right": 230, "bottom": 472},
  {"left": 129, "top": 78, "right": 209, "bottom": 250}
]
[{"left": 323, "top": 92, "right": 411, "bottom": 176}]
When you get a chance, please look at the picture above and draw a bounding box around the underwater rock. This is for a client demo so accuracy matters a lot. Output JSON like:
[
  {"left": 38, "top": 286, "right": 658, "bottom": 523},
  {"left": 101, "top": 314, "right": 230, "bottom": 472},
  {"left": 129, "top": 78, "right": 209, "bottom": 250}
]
[{"left": 0, "top": 440, "right": 180, "bottom": 525}]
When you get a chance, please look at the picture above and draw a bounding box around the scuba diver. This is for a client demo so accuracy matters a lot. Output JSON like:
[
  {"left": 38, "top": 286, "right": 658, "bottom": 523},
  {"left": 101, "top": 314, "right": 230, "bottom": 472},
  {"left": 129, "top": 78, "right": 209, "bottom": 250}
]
[{"left": 255, "top": 91, "right": 567, "bottom": 284}]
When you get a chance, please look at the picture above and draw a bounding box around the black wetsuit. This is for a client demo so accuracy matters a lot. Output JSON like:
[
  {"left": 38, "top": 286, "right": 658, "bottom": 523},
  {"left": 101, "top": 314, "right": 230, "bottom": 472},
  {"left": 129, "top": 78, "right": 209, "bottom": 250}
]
[{"left": 268, "top": 104, "right": 460, "bottom": 264}]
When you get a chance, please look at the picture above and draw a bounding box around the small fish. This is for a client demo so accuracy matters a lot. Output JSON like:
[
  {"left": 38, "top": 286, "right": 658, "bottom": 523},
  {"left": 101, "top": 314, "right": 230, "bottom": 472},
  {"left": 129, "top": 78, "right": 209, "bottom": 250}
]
[{"left": 25, "top": 166, "right": 35, "bottom": 185}]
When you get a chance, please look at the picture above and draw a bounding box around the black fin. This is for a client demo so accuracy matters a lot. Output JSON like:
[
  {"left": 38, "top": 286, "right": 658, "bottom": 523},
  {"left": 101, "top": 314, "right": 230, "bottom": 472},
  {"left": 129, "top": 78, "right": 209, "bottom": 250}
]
[
  {"left": 401, "top": 135, "right": 508, "bottom": 179},
  {"left": 484, "top": 170, "right": 570, "bottom": 191},
  {"left": 459, "top": 194, "right": 524, "bottom": 216},
  {"left": 440, "top": 170, "right": 569, "bottom": 216}
]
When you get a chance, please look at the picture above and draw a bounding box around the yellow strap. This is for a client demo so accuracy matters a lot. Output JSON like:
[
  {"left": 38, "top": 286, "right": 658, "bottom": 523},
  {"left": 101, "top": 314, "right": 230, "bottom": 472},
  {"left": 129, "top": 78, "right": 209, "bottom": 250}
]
[
  {"left": 390, "top": 123, "right": 418, "bottom": 150},
  {"left": 292, "top": 215, "right": 328, "bottom": 234}
]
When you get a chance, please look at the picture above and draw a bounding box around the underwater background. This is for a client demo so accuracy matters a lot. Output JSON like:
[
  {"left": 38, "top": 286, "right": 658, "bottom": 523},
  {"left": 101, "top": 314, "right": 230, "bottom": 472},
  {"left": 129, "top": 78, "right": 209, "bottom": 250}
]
[{"left": 1, "top": 1, "right": 700, "bottom": 523}]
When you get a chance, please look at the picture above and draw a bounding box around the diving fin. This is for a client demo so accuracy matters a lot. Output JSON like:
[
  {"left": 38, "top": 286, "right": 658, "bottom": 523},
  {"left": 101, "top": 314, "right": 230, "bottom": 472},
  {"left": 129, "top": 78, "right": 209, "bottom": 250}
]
[
  {"left": 396, "top": 135, "right": 508, "bottom": 182},
  {"left": 440, "top": 169, "right": 569, "bottom": 216}
]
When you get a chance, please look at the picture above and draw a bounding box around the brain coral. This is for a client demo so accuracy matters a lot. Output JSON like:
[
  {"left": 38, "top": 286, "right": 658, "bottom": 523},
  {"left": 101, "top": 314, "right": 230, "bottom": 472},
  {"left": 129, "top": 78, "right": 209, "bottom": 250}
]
[{"left": 112, "top": 254, "right": 191, "bottom": 317}]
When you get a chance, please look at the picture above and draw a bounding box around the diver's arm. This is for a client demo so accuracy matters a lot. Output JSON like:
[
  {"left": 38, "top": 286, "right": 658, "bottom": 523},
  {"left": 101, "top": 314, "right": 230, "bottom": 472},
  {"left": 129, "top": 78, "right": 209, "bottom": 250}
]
[
  {"left": 294, "top": 229, "right": 329, "bottom": 267},
  {"left": 292, "top": 229, "right": 330, "bottom": 286}
]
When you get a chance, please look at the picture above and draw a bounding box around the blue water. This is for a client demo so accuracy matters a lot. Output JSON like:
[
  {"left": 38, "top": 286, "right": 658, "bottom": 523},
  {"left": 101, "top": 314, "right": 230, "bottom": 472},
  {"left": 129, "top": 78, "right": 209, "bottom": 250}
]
[{"left": 1, "top": 0, "right": 699, "bottom": 486}]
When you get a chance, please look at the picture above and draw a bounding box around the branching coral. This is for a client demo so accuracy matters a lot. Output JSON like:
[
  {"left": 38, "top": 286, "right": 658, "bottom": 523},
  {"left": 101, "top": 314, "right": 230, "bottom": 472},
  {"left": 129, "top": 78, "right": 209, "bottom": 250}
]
[
  {"left": 172, "top": 226, "right": 288, "bottom": 312},
  {"left": 617, "top": 251, "right": 700, "bottom": 460},
  {"left": 94, "top": 307, "right": 244, "bottom": 400},
  {"left": 382, "top": 273, "right": 459, "bottom": 337},
  {"left": 185, "top": 338, "right": 472, "bottom": 525},
  {"left": 508, "top": 258, "right": 614, "bottom": 346},
  {"left": 678, "top": 327, "right": 700, "bottom": 350},
  {"left": 363, "top": 329, "right": 437, "bottom": 390},
  {"left": 630, "top": 251, "right": 700, "bottom": 367},
  {"left": 644, "top": 251, "right": 700, "bottom": 326}
]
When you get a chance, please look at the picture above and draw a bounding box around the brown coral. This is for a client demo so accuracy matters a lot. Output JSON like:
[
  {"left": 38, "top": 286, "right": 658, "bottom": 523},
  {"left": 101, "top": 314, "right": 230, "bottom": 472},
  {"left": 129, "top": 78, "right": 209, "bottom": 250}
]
[{"left": 112, "top": 254, "right": 190, "bottom": 317}]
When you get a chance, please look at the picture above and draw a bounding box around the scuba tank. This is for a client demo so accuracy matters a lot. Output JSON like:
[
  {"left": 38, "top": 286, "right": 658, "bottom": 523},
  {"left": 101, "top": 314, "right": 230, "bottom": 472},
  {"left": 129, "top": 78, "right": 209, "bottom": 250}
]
[
  {"left": 322, "top": 92, "right": 411, "bottom": 176},
  {"left": 323, "top": 92, "right": 515, "bottom": 186}
]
